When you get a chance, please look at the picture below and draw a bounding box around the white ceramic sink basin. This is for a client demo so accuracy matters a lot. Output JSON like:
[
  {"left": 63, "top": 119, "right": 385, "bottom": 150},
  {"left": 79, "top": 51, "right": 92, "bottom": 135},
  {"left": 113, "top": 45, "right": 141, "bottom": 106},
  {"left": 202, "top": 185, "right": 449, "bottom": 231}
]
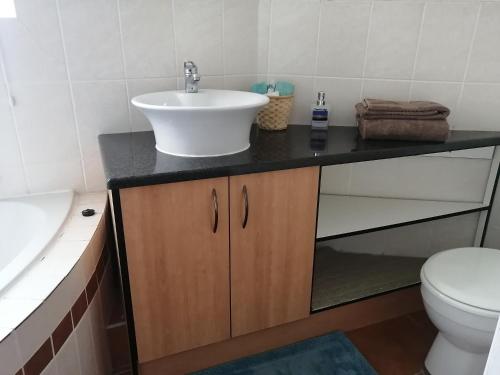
[{"left": 132, "top": 89, "right": 269, "bottom": 157}]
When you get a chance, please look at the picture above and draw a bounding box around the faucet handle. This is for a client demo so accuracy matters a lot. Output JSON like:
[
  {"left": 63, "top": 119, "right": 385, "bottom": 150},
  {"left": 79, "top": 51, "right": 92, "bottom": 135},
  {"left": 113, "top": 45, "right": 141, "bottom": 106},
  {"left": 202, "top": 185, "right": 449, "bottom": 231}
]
[{"left": 184, "top": 61, "right": 198, "bottom": 76}]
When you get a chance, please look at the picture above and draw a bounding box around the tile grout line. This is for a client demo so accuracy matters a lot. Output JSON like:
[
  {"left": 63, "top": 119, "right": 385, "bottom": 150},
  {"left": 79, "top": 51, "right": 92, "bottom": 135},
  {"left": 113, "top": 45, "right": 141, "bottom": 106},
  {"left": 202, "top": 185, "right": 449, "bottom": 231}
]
[
  {"left": 73, "top": 330, "right": 85, "bottom": 375},
  {"left": 19, "top": 75, "right": 500, "bottom": 86},
  {"left": 266, "top": 0, "right": 274, "bottom": 83},
  {"left": 55, "top": 0, "right": 88, "bottom": 192},
  {"left": 49, "top": 335, "right": 55, "bottom": 360},
  {"left": 314, "top": 2, "right": 324, "bottom": 77},
  {"left": 408, "top": 2, "right": 428, "bottom": 101},
  {"left": 86, "top": 294, "right": 100, "bottom": 375},
  {"left": 312, "top": 0, "right": 323, "bottom": 95},
  {"left": 170, "top": 0, "right": 180, "bottom": 89},
  {"left": 222, "top": 0, "right": 226, "bottom": 88},
  {"left": 359, "top": 0, "right": 375, "bottom": 101},
  {"left": 14, "top": 326, "right": 24, "bottom": 375},
  {"left": 116, "top": 0, "right": 133, "bottom": 134},
  {"left": 455, "top": 1, "right": 482, "bottom": 130},
  {"left": 0, "top": 43, "right": 30, "bottom": 193}
]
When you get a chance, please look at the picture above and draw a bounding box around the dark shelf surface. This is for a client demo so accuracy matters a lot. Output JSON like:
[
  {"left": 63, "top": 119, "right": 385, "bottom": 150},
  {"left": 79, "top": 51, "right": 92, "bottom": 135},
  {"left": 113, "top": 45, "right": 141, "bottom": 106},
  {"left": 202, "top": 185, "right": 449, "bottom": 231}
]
[
  {"left": 99, "top": 125, "right": 500, "bottom": 189},
  {"left": 311, "top": 247, "right": 425, "bottom": 312}
]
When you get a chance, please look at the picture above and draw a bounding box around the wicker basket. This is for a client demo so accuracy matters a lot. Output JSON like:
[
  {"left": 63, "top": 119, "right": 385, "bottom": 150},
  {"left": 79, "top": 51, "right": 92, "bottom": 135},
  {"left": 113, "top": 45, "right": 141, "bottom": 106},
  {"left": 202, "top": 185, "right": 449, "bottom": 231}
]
[{"left": 256, "top": 95, "right": 294, "bottom": 131}]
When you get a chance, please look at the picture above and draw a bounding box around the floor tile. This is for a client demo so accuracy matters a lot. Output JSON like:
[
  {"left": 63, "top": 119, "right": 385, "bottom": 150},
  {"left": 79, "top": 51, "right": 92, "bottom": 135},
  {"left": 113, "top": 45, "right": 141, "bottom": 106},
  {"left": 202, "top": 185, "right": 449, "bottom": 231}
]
[{"left": 346, "top": 311, "right": 436, "bottom": 375}]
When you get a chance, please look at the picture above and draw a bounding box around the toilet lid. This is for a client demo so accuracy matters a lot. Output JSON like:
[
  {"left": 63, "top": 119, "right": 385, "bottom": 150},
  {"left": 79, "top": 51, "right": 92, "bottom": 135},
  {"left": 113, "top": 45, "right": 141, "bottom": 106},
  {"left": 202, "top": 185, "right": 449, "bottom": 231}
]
[{"left": 422, "top": 247, "right": 500, "bottom": 312}]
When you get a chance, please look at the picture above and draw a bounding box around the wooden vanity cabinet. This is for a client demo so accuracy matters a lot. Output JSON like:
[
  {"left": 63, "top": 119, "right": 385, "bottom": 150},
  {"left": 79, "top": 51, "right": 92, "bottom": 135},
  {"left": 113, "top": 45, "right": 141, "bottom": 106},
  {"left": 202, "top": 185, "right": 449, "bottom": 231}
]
[
  {"left": 119, "top": 167, "right": 319, "bottom": 363},
  {"left": 230, "top": 167, "right": 320, "bottom": 336},
  {"left": 120, "top": 177, "right": 231, "bottom": 362}
]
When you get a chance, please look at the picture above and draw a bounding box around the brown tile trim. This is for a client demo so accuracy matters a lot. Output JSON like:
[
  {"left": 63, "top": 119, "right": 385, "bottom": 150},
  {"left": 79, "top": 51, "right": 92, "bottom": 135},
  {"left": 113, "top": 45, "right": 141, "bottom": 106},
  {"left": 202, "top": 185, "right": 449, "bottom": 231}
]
[
  {"left": 23, "top": 338, "right": 53, "bottom": 375},
  {"left": 71, "top": 289, "right": 88, "bottom": 327},
  {"left": 97, "top": 243, "right": 110, "bottom": 284},
  {"left": 86, "top": 272, "right": 99, "bottom": 303},
  {"left": 51, "top": 312, "right": 73, "bottom": 355},
  {"left": 20, "top": 248, "right": 110, "bottom": 375},
  {"left": 96, "top": 247, "right": 107, "bottom": 283}
]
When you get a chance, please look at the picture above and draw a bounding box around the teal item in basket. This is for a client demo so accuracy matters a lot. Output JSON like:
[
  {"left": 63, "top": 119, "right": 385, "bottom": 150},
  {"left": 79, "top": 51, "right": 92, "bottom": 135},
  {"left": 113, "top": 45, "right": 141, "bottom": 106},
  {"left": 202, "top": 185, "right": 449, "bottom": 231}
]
[
  {"left": 250, "top": 82, "right": 268, "bottom": 95},
  {"left": 193, "top": 331, "right": 378, "bottom": 375},
  {"left": 276, "top": 81, "right": 295, "bottom": 96}
]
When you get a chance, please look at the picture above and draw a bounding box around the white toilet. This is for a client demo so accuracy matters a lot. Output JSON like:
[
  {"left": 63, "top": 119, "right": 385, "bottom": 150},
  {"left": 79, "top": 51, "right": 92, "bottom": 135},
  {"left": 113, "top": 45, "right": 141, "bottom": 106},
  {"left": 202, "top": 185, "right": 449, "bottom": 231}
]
[{"left": 421, "top": 247, "right": 500, "bottom": 375}]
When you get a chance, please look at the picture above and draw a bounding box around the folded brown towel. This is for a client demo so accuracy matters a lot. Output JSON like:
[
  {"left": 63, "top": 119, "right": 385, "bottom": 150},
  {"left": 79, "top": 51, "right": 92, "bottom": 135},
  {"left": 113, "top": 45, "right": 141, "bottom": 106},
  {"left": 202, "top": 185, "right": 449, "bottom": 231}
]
[
  {"left": 356, "top": 99, "right": 450, "bottom": 120},
  {"left": 355, "top": 99, "right": 450, "bottom": 142},
  {"left": 358, "top": 118, "right": 449, "bottom": 142}
]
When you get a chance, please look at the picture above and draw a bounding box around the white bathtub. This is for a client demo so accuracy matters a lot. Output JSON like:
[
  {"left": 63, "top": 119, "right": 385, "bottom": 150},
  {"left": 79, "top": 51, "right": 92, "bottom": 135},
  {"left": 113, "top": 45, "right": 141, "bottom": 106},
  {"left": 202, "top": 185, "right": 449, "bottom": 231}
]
[{"left": 0, "top": 190, "right": 73, "bottom": 293}]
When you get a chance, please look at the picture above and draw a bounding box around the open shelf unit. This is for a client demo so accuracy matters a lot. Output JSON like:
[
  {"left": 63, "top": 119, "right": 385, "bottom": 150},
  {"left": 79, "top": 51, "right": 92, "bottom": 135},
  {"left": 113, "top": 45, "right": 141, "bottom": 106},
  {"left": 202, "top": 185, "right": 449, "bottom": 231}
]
[
  {"left": 311, "top": 247, "right": 426, "bottom": 312},
  {"left": 316, "top": 194, "right": 488, "bottom": 241},
  {"left": 312, "top": 145, "right": 499, "bottom": 312}
]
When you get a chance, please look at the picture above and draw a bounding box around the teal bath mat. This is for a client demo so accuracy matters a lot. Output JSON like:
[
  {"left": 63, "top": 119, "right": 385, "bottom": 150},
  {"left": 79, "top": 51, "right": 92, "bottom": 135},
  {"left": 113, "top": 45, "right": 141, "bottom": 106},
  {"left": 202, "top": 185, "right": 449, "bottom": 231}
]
[{"left": 193, "top": 331, "right": 377, "bottom": 375}]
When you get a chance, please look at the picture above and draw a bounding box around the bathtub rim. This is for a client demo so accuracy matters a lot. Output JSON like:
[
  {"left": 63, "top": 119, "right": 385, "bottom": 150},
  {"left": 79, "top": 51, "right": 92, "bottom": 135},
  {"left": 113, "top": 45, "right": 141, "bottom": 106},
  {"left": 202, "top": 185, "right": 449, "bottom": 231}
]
[
  {"left": 0, "top": 190, "right": 74, "bottom": 294},
  {"left": 0, "top": 191, "right": 107, "bottom": 343}
]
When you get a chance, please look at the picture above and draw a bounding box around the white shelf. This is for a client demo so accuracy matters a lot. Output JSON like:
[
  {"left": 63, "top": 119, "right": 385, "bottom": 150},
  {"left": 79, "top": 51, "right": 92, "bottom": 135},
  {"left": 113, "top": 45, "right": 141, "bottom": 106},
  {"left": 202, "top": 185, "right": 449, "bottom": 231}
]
[{"left": 317, "top": 194, "right": 487, "bottom": 239}]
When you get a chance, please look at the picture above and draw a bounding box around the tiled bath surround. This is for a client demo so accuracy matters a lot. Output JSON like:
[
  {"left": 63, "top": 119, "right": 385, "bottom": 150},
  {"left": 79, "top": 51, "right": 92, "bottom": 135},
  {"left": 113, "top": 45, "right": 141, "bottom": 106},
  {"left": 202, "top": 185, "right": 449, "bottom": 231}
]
[
  {"left": 1, "top": 0, "right": 500, "bottom": 195},
  {"left": 0, "top": 193, "right": 114, "bottom": 375}
]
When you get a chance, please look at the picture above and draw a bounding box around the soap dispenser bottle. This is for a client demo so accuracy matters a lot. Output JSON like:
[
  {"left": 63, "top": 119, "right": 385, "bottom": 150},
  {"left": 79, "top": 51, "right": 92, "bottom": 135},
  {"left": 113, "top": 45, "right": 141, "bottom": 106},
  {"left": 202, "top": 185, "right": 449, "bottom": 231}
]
[{"left": 311, "top": 91, "right": 329, "bottom": 129}]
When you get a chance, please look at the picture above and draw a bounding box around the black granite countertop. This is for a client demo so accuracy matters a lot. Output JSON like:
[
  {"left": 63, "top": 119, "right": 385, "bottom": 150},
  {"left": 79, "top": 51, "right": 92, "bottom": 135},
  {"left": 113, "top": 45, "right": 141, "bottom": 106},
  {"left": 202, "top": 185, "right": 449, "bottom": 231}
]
[{"left": 99, "top": 125, "right": 500, "bottom": 189}]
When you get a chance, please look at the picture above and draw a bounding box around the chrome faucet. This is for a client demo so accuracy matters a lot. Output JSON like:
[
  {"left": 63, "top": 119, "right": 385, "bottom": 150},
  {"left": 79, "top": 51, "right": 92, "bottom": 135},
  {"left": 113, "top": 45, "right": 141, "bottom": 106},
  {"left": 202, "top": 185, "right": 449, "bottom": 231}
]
[{"left": 184, "top": 61, "right": 201, "bottom": 93}]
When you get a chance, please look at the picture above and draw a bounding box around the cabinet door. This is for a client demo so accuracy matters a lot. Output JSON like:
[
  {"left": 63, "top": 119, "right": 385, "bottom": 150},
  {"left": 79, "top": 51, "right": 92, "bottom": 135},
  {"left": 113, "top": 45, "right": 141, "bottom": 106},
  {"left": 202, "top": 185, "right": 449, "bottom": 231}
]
[
  {"left": 230, "top": 167, "right": 320, "bottom": 336},
  {"left": 120, "top": 178, "right": 230, "bottom": 362}
]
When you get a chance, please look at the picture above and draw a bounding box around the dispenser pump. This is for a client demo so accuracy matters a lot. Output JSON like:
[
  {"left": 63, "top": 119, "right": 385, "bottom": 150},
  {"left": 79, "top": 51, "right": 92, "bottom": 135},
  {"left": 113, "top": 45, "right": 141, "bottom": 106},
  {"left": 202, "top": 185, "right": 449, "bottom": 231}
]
[{"left": 317, "top": 91, "right": 326, "bottom": 106}]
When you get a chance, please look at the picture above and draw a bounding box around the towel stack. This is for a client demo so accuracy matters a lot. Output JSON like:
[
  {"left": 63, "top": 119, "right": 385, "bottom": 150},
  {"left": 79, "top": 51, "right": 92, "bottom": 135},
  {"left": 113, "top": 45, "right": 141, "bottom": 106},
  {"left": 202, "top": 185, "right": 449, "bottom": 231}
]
[{"left": 356, "top": 99, "right": 450, "bottom": 142}]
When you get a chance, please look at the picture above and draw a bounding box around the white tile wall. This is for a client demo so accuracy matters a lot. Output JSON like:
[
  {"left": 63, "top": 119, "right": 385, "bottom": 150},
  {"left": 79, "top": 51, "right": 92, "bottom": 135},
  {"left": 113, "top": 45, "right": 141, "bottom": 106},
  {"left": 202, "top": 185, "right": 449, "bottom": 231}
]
[
  {"left": 0, "top": 0, "right": 67, "bottom": 84},
  {"left": 466, "top": 2, "right": 500, "bottom": 83},
  {"left": 1, "top": 0, "right": 500, "bottom": 199},
  {"left": 56, "top": 335, "right": 82, "bottom": 375},
  {"left": 118, "top": 0, "right": 177, "bottom": 79},
  {"left": 413, "top": 2, "right": 478, "bottom": 82},
  {"left": 41, "top": 359, "right": 59, "bottom": 375},
  {"left": 72, "top": 81, "right": 130, "bottom": 191},
  {"left": 173, "top": 0, "right": 224, "bottom": 76},
  {"left": 89, "top": 289, "right": 112, "bottom": 375},
  {"left": 364, "top": 1, "right": 424, "bottom": 80},
  {"left": 316, "top": 1, "right": 371, "bottom": 78},
  {"left": 322, "top": 155, "right": 491, "bottom": 202},
  {"left": 224, "top": 0, "right": 260, "bottom": 75},
  {"left": 54, "top": 261, "right": 114, "bottom": 375},
  {"left": 268, "top": 0, "right": 320, "bottom": 76},
  {"left": 0, "top": 83, "right": 27, "bottom": 197},
  {"left": 257, "top": 0, "right": 271, "bottom": 75},
  {"left": 363, "top": 79, "right": 411, "bottom": 101},
  {"left": 455, "top": 83, "right": 500, "bottom": 131},
  {"left": 0, "top": 331, "right": 22, "bottom": 375},
  {"left": 59, "top": 0, "right": 125, "bottom": 81}
]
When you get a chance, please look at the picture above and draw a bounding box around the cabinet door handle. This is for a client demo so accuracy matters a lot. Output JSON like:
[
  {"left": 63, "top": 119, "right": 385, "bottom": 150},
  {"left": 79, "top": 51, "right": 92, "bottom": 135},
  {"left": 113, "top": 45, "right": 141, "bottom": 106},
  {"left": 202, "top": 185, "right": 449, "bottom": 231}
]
[
  {"left": 242, "top": 185, "right": 249, "bottom": 229},
  {"left": 212, "top": 188, "right": 218, "bottom": 233}
]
